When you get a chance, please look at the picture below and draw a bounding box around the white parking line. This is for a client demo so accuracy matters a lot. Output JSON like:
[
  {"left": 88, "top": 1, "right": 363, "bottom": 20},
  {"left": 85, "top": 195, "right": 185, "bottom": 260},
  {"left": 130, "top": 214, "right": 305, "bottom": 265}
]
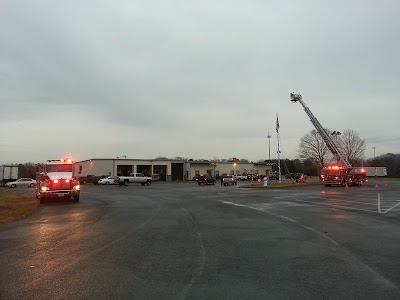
[
  {"left": 383, "top": 201, "right": 400, "bottom": 214},
  {"left": 294, "top": 199, "right": 377, "bottom": 213},
  {"left": 302, "top": 195, "right": 378, "bottom": 207}
]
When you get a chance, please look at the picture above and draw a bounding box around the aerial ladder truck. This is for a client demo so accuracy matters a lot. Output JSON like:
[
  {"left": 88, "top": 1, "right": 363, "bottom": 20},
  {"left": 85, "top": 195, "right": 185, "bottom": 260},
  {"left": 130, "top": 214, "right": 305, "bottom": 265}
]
[{"left": 290, "top": 93, "right": 366, "bottom": 187}]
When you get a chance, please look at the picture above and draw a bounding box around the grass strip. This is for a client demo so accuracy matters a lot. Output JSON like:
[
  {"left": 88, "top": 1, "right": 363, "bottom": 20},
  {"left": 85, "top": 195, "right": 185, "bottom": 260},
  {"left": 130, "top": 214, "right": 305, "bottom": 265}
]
[{"left": 0, "top": 189, "right": 39, "bottom": 224}]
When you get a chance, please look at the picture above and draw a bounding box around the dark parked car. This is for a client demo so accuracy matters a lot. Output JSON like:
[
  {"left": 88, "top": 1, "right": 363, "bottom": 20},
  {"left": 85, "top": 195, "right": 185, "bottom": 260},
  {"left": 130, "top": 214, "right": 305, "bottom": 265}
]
[
  {"left": 197, "top": 174, "right": 216, "bottom": 185},
  {"left": 78, "top": 174, "right": 108, "bottom": 185},
  {"left": 285, "top": 173, "right": 307, "bottom": 182},
  {"left": 222, "top": 175, "right": 238, "bottom": 186}
]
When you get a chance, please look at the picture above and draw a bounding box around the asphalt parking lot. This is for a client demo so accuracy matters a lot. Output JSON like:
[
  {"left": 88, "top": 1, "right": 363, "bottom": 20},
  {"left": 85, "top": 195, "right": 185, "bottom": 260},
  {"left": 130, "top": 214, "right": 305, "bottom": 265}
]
[
  {"left": 1, "top": 180, "right": 400, "bottom": 299},
  {"left": 237, "top": 180, "right": 400, "bottom": 216}
]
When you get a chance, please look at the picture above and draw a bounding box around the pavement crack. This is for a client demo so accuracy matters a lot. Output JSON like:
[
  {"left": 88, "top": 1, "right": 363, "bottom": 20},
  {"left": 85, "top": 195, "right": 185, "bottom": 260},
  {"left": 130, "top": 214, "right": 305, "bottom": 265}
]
[{"left": 175, "top": 205, "right": 206, "bottom": 300}]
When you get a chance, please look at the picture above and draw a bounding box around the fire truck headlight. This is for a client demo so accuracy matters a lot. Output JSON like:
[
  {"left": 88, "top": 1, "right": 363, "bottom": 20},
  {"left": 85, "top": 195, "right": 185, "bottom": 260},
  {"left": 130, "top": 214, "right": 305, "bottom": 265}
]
[
  {"left": 74, "top": 185, "right": 80, "bottom": 190},
  {"left": 41, "top": 186, "right": 49, "bottom": 191}
]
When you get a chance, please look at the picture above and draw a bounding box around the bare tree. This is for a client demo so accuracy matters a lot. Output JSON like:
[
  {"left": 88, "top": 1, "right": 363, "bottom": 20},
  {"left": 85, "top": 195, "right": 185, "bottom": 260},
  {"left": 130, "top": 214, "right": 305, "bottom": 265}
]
[
  {"left": 298, "top": 129, "right": 331, "bottom": 170},
  {"left": 338, "top": 129, "right": 366, "bottom": 166}
]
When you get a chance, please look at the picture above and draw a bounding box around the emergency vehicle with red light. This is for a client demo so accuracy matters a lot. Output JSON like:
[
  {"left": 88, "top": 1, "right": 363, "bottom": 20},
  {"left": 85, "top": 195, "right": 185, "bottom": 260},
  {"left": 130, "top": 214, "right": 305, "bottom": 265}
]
[
  {"left": 36, "top": 158, "right": 81, "bottom": 203},
  {"left": 291, "top": 93, "right": 366, "bottom": 187},
  {"left": 319, "top": 164, "right": 366, "bottom": 186}
]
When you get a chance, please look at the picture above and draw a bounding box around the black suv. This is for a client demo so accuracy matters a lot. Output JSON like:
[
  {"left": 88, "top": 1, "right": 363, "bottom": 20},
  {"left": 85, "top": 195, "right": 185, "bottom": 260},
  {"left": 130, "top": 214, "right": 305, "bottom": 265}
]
[{"left": 197, "top": 174, "right": 216, "bottom": 185}]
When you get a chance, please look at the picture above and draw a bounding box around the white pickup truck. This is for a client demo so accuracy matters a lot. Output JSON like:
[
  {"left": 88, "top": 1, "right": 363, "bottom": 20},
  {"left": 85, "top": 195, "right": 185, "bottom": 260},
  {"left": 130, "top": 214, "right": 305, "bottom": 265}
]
[
  {"left": 233, "top": 174, "right": 248, "bottom": 180},
  {"left": 118, "top": 173, "right": 152, "bottom": 185}
]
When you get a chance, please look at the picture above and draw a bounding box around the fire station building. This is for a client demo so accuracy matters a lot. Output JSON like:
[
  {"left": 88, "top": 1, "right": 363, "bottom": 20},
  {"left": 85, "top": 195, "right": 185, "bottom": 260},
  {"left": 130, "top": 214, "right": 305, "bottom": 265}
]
[{"left": 74, "top": 158, "right": 272, "bottom": 181}]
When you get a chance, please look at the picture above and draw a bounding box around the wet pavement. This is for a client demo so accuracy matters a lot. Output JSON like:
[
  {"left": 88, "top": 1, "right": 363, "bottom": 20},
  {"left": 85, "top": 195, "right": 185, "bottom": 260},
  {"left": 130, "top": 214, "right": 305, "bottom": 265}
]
[{"left": 1, "top": 181, "right": 400, "bottom": 299}]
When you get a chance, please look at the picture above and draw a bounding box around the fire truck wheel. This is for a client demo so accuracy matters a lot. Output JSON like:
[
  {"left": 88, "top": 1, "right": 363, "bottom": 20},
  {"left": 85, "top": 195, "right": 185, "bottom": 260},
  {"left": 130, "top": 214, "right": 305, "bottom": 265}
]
[
  {"left": 73, "top": 195, "right": 80, "bottom": 202},
  {"left": 341, "top": 180, "right": 346, "bottom": 187}
]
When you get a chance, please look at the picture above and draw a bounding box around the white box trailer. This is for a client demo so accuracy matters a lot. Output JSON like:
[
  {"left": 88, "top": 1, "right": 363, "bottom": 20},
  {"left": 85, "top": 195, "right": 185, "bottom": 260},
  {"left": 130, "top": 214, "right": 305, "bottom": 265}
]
[
  {"left": 0, "top": 165, "right": 19, "bottom": 185},
  {"left": 363, "top": 167, "right": 387, "bottom": 177}
]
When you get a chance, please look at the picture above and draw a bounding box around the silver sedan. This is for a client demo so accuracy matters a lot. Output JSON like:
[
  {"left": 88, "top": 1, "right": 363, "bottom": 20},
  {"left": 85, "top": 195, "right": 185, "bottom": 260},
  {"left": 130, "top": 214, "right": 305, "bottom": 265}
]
[
  {"left": 97, "top": 176, "right": 119, "bottom": 185},
  {"left": 5, "top": 178, "right": 37, "bottom": 188}
]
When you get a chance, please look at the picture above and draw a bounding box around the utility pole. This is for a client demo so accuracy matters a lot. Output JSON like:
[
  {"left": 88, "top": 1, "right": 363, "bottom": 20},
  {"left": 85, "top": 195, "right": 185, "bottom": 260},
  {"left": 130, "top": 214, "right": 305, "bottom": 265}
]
[
  {"left": 373, "top": 147, "right": 376, "bottom": 178},
  {"left": 276, "top": 114, "right": 281, "bottom": 183},
  {"left": 267, "top": 132, "right": 271, "bottom": 161}
]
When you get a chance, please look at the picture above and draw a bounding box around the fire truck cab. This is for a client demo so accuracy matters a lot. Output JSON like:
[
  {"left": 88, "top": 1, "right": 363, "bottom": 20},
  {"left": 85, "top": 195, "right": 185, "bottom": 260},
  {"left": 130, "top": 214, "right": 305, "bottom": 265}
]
[
  {"left": 320, "top": 164, "right": 366, "bottom": 187},
  {"left": 36, "top": 158, "right": 81, "bottom": 203}
]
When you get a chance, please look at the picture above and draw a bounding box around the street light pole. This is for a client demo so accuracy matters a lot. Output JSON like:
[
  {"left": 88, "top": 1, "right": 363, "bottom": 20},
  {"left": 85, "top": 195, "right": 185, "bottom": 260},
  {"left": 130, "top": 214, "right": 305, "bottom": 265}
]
[
  {"left": 332, "top": 131, "right": 342, "bottom": 143},
  {"left": 373, "top": 147, "right": 377, "bottom": 178},
  {"left": 331, "top": 131, "right": 342, "bottom": 163},
  {"left": 267, "top": 132, "right": 271, "bottom": 161}
]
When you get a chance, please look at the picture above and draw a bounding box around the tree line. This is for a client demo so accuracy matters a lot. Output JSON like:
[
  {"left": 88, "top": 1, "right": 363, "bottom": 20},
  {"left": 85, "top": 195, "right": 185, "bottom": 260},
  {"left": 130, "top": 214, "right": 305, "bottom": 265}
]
[
  {"left": 5, "top": 129, "right": 399, "bottom": 179},
  {"left": 293, "top": 128, "right": 399, "bottom": 177}
]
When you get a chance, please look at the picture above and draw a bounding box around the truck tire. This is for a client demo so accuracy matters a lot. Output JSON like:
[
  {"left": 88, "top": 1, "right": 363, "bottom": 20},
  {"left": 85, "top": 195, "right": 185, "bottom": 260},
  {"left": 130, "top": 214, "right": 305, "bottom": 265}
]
[{"left": 73, "top": 194, "right": 80, "bottom": 202}]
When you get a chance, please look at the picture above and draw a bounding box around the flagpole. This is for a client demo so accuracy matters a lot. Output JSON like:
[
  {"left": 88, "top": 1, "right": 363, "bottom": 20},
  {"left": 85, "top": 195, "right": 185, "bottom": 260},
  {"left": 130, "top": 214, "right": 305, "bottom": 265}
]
[{"left": 276, "top": 113, "right": 281, "bottom": 183}]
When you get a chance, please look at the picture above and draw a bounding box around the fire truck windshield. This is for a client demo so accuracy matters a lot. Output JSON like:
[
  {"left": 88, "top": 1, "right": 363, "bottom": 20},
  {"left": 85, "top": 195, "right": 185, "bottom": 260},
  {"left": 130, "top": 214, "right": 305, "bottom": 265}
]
[
  {"left": 321, "top": 168, "right": 341, "bottom": 175},
  {"left": 46, "top": 164, "right": 73, "bottom": 172}
]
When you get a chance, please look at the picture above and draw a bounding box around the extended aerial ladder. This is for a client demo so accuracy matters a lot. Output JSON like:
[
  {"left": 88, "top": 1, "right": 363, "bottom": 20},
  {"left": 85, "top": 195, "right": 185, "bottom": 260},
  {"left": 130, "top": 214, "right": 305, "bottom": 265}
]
[
  {"left": 290, "top": 93, "right": 366, "bottom": 186},
  {"left": 290, "top": 93, "right": 351, "bottom": 169}
]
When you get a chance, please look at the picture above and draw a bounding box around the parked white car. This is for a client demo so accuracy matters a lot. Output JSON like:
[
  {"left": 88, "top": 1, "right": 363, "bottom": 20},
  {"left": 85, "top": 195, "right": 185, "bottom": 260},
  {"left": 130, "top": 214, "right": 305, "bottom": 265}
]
[
  {"left": 118, "top": 173, "right": 152, "bottom": 185},
  {"left": 234, "top": 174, "right": 248, "bottom": 180},
  {"left": 5, "top": 178, "right": 36, "bottom": 188},
  {"left": 97, "top": 176, "right": 119, "bottom": 185}
]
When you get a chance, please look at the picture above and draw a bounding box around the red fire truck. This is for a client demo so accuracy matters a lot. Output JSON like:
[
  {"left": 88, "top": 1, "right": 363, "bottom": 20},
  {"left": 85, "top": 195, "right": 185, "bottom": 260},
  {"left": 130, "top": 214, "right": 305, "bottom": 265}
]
[
  {"left": 36, "top": 158, "right": 81, "bottom": 203},
  {"left": 291, "top": 93, "right": 366, "bottom": 187}
]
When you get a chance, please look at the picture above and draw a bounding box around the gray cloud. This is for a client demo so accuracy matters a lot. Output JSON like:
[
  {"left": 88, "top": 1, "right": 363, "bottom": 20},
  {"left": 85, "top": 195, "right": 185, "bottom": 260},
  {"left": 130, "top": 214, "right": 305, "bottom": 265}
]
[{"left": 0, "top": 0, "right": 399, "bottom": 164}]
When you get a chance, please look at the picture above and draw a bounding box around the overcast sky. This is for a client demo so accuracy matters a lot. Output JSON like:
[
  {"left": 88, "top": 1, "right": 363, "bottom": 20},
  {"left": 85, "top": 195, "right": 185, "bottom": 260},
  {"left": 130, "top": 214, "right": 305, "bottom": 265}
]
[{"left": 0, "top": 0, "right": 399, "bottom": 164}]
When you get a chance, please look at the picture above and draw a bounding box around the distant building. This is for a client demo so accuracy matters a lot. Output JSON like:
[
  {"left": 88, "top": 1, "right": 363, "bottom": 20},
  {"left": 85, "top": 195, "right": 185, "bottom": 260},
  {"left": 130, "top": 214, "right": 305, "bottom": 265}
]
[{"left": 75, "top": 158, "right": 272, "bottom": 182}]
